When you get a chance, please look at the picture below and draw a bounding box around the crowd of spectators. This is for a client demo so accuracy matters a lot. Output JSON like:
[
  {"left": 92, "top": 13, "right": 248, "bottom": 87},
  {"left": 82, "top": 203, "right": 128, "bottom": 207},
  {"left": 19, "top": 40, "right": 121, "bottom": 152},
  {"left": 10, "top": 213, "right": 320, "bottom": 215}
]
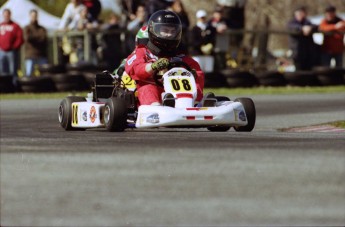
[
  {"left": 0, "top": 0, "right": 344, "bottom": 88},
  {"left": 287, "top": 5, "right": 345, "bottom": 70}
]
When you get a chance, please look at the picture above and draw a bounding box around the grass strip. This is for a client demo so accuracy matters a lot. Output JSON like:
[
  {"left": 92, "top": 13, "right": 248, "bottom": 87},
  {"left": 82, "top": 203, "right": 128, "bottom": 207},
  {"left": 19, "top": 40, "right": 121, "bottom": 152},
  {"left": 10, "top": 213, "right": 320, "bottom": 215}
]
[{"left": 331, "top": 121, "right": 345, "bottom": 129}]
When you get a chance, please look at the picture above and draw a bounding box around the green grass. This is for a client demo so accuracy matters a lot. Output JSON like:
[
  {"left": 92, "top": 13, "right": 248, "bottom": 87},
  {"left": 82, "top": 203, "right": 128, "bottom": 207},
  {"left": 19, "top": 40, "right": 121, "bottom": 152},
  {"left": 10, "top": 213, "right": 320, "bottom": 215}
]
[
  {"left": 331, "top": 121, "right": 345, "bottom": 129},
  {"left": 0, "top": 86, "right": 345, "bottom": 100}
]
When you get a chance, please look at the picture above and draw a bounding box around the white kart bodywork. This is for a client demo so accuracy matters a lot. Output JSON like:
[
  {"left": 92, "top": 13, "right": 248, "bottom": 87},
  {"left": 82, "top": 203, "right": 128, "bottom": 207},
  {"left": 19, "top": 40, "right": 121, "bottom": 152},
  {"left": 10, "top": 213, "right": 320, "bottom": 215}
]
[
  {"left": 136, "top": 102, "right": 248, "bottom": 128},
  {"left": 67, "top": 67, "right": 250, "bottom": 129}
]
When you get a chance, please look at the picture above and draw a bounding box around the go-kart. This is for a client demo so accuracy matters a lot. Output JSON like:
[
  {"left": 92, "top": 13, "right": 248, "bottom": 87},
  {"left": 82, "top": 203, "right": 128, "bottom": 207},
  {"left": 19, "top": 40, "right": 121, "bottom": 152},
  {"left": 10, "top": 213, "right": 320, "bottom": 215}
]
[{"left": 58, "top": 60, "right": 256, "bottom": 132}]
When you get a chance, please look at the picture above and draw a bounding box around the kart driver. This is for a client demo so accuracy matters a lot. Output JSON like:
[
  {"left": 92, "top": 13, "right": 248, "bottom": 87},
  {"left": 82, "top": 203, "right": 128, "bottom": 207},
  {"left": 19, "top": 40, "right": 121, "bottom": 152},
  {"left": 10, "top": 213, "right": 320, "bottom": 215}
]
[{"left": 125, "top": 10, "right": 205, "bottom": 106}]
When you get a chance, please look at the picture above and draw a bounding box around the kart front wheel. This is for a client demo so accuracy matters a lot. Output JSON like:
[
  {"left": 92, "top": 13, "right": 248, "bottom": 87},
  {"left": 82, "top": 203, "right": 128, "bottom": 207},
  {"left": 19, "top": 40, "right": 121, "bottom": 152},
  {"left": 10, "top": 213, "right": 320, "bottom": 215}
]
[
  {"left": 104, "top": 97, "right": 127, "bottom": 132},
  {"left": 58, "top": 96, "right": 86, "bottom": 130},
  {"left": 234, "top": 97, "right": 256, "bottom": 132}
]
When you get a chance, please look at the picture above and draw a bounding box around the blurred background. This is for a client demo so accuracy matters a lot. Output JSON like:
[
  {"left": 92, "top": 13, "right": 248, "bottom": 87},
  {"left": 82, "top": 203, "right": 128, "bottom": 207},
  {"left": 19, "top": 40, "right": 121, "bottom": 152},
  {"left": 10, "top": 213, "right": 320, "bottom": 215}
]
[{"left": 0, "top": 0, "right": 344, "bottom": 93}]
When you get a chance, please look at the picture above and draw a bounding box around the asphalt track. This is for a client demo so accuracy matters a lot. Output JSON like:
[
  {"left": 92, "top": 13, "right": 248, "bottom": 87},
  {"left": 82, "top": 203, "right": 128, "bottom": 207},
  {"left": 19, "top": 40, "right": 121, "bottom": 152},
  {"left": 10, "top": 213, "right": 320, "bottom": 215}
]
[{"left": 1, "top": 93, "right": 345, "bottom": 226}]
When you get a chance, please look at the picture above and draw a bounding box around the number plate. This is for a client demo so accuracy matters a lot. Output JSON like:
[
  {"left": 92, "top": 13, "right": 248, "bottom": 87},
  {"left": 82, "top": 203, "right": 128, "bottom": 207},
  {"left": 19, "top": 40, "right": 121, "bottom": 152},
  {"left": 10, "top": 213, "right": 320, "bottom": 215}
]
[{"left": 169, "top": 78, "right": 193, "bottom": 92}]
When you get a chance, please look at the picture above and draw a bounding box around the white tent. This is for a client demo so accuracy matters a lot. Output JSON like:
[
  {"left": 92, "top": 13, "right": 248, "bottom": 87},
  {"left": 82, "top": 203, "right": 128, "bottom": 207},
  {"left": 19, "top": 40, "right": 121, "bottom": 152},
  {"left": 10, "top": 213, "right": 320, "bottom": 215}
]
[
  {"left": 99, "top": 0, "right": 122, "bottom": 16},
  {"left": 0, "top": 0, "right": 60, "bottom": 31}
]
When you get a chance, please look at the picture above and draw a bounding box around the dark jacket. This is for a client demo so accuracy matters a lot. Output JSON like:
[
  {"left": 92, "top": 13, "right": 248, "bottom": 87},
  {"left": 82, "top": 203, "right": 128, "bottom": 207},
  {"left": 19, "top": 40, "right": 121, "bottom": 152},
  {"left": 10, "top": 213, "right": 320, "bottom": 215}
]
[
  {"left": 190, "top": 24, "right": 216, "bottom": 55},
  {"left": 287, "top": 18, "right": 319, "bottom": 70},
  {"left": 24, "top": 22, "right": 47, "bottom": 59}
]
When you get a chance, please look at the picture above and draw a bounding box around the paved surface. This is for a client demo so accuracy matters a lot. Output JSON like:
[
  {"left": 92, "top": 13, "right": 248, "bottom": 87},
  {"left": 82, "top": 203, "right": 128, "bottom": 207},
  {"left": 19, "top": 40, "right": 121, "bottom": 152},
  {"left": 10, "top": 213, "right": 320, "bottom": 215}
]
[{"left": 1, "top": 93, "right": 345, "bottom": 226}]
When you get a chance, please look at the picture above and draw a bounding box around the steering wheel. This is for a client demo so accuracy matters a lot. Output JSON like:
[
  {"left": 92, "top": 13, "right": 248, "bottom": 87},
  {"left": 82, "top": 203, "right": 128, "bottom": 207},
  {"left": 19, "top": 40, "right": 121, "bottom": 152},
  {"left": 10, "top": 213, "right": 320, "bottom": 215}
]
[{"left": 153, "top": 59, "right": 194, "bottom": 87}]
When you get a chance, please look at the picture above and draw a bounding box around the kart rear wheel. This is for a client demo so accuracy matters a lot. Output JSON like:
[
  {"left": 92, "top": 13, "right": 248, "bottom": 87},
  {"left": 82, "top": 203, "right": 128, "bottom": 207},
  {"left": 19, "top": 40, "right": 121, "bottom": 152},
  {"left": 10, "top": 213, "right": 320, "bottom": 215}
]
[
  {"left": 234, "top": 97, "right": 256, "bottom": 132},
  {"left": 104, "top": 97, "right": 127, "bottom": 132},
  {"left": 58, "top": 96, "right": 86, "bottom": 130}
]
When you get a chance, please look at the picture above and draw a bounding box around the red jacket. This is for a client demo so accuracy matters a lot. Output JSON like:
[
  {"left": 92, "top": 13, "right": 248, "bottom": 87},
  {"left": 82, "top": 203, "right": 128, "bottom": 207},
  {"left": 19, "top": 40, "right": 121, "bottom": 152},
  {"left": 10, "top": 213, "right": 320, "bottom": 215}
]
[
  {"left": 319, "top": 17, "right": 345, "bottom": 54},
  {"left": 125, "top": 46, "right": 205, "bottom": 101},
  {"left": 0, "top": 21, "right": 24, "bottom": 51}
]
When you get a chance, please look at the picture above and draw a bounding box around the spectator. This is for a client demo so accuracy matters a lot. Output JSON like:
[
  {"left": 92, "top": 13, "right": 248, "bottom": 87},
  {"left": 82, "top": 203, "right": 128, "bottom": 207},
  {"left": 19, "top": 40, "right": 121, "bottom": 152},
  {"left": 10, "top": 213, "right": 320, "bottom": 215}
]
[
  {"left": 145, "top": 0, "right": 174, "bottom": 21},
  {"left": 121, "top": 0, "right": 146, "bottom": 23},
  {"left": 82, "top": 0, "right": 102, "bottom": 22},
  {"left": 126, "top": 5, "right": 146, "bottom": 53},
  {"left": 217, "top": 0, "right": 246, "bottom": 29},
  {"left": 319, "top": 5, "right": 345, "bottom": 67},
  {"left": 217, "top": 0, "right": 247, "bottom": 46},
  {"left": 191, "top": 10, "right": 216, "bottom": 55},
  {"left": 101, "top": 13, "right": 123, "bottom": 71},
  {"left": 0, "top": 9, "right": 24, "bottom": 86},
  {"left": 208, "top": 8, "right": 228, "bottom": 34},
  {"left": 58, "top": 0, "right": 86, "bottom": 30},
  {"left": 287, "top": 6, "right": 319, "bottom": 70},
  {"left": 68, "top": 7, "right": 98, "bottom": 31},
  {"left": 168, "top": 0, "right": 190, "bottom": 52},
  {"left": 24, "top": 9, "right": 48, "bottom": 77},
  {"left": 68, "top": 7, "right": 99, "bottom": 63}
]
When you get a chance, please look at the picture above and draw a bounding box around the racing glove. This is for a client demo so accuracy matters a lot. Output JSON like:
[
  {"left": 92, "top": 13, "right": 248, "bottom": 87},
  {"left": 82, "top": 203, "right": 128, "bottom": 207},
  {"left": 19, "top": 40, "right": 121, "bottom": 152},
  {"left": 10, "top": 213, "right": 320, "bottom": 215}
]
[{"left": 151, "top": 58, "right": 170, "bottom": 71}]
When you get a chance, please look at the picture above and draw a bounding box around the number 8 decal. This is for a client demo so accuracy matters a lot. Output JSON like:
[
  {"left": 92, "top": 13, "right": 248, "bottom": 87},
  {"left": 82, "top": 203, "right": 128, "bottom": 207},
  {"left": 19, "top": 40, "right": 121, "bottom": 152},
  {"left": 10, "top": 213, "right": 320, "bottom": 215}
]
[{"left": 170, "top": 79, "right": 191, "bottom": 91}]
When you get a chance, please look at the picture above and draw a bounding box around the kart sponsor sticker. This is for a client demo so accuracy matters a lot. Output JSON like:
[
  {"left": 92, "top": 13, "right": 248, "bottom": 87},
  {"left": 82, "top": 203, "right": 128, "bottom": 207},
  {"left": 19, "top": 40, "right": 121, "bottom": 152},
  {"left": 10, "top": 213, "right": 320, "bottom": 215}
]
[
  {"left": 72, "top": 104, "right": 79, "bottom": 126},
  {"left": 167, "top": 70, "right": 192, "bottom": 77},
  {"left": 146, "top": 113, "right": 159, "bottom": 124},
  {"left": 90, "top": 106, "right": 97, "bottom": 123},
  {"left": 127, "top": 54, "right": 136, "bottom": 65},
  {"left": 186, "top": 107, "right": 208, "bottom": 111},
  {"left": 82, "top": 111, "right": 88, "bottom": 122},
  {"left": 234, "top": 109, "right": 246, "bottom": 122},
  {"left": 139, "top": 113, "right": 160, "bottom": 125},
  {"left": 239, "top": 111, "right": 246, "bottom": 121}
]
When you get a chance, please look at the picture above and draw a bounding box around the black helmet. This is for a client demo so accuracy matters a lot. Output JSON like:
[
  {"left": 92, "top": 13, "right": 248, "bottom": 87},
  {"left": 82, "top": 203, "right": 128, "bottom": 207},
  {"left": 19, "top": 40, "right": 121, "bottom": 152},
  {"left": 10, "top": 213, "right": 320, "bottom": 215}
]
[{"left": 148, "top": 10, "right": 182, "bottom": 53}]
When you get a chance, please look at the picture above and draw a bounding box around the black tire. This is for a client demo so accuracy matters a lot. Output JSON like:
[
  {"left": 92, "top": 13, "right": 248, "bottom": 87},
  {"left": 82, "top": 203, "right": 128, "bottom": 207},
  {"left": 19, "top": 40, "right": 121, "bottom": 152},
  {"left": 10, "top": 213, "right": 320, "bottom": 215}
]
[
  {"left": 234, "top": 97, "right": 256, "bottom": 132},
  {"left": 51, "top": 73, "right": 89, "bottom": 91},
  {"left": 39, "top": 64, "right": 66, "bottom": 74},
  {"left": 18, "top": 76, "right": 56, "bottom": 93},
  {"left": 314, "top": 67, "right": 344, "bottom": 86},
  {"left": 255, "top": 71, "right": 287, "bottom": 87},
  {"left": 66, "top": 63, "right": 97, "bottom": 72},
  {"left": 207, "top": 96, "right": 231, "bottom": 132},
  {"left": 0, "top": 74, "right": 15, "bottom": 93},
  {"left": 221, "top": 70, "right": 258, "bottom": 88},
  {"left": 58, "top": 96, "right": 86, "bottom": 130},
  {"left": 103, "top": 97, "right": 127, "bottom": 132},
  {"left": 284, "top": 71, "right": 319, "bottom": 86},
  {"left": 83, "top": 72, "right": 96, "bottom": 86},
  {"left": 204, "top": 72, "right": 227, "bottom": 88}
]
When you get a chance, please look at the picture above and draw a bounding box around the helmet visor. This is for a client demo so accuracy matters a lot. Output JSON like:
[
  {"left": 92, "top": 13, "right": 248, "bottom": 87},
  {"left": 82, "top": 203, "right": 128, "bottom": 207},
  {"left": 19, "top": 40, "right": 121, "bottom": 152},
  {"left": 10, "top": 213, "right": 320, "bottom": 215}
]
[{"left": 152, "top": 23, "right": 182, "bottom": 40}]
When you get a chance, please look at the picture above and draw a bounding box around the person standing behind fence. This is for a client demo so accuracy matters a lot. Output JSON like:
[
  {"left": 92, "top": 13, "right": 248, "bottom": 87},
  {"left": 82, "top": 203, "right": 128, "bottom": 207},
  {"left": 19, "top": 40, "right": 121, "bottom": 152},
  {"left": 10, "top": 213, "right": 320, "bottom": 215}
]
[
  {"left": 101, "top": 13, "right": 122, "bottom": 71},
  {"left": 0, "top": 9, "right": 24, "bottom": 87},
  {"left": 216, "top": 0, "right": 247, "bottom": 46},
  {"left": 126, "top": 5, "right": 146, "bottom": 54},
  {"left": 24, "top": 9, "right": 48, "bottom": 77},
  {"left": 191, "top": 10, "right": 216, "bottom": 55},
  {"left": 59, "top": 0, "right": 86, "bottom": 30},
  {"left": 287, "top": 6, "right": 318, "bottom": 71},
  {"left": 319, "top": 5, "right": 345, "bottom": 68},
  {"left": 82, "top": 0, "right": 101, "bottom": 22}
]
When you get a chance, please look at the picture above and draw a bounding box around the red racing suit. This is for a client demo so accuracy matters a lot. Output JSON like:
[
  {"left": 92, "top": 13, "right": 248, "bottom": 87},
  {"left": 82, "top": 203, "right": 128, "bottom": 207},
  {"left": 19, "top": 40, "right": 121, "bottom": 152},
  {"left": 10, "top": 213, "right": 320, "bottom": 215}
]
[
  {"left": 125, "top": 46, "right": 204, "bottom": 105},
  {"left": 0, "top": 21, "right": 24, "bottom": 51}
]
